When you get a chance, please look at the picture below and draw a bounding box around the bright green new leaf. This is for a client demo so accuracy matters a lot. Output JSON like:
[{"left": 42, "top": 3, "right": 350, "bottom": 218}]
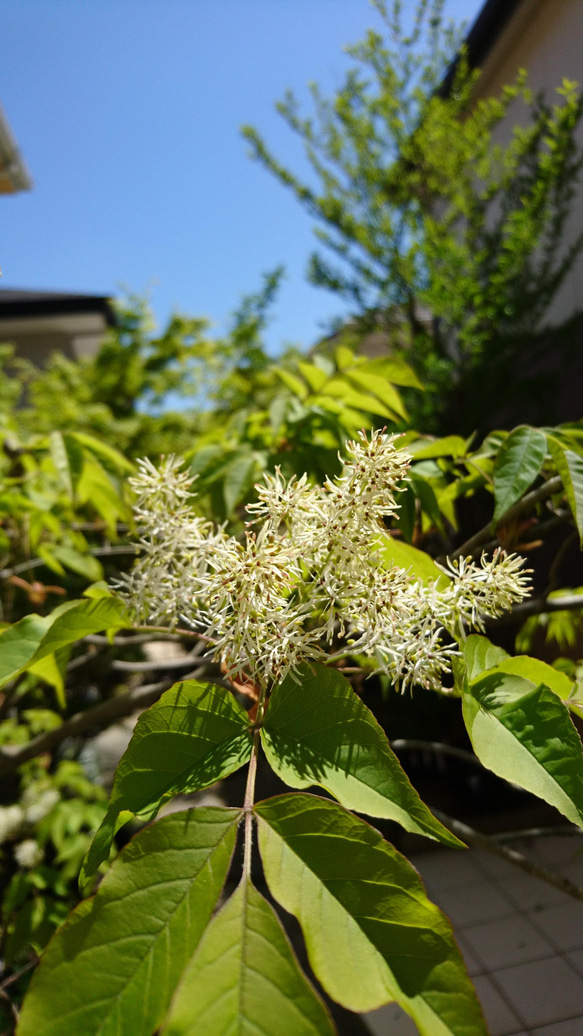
[
  {"left": 32, "top": 597, "right": 131, "bottom": 664},
  {"left": 409, "top": 436, "right": 467, "bottom": 460},
  {"left": 379, "top": 533, "right": 449, "bottom": 587},
  {"left": 262, "top": 665, "right": 462, "bottom": 848},
  {"left": 51, "top": 545, "right": 104, "bottom": 583},
  {"left": 461, "top": 634, "right": 509, "bottom": 682},
  {"left": 19, "top": 808, "right": 239, "bottom": 1036},
  {"left": 81, "top": 680, "right": 252, "bottom": 884},
  {"left": 493, "top": 426, "right": 547, "bottom": 524},
  {"left": 548, "top": 436, "right": 583, "bottom": 544},
  {"left": 298, "top": 360, "right": 328, "bottom": 392},
  {"left": 0, "top": 599, "right": 82, "bottom": 688},
  {"left": 71, "top": 430, "right": 134, "bottom": 474},
  {"left": 49, "top": 431, "right": 74, "bottom": 498},
  {"left": 484, "top": 655, "right": 574, "bottom": 702},
  {"left": 463, "top": 671, "right": 583, "bottom": 827},
  {"left": 256, "top": 794, "right": 486, "bottom": 1034},
  {"left": 163, "top": 878, "right": 336, "bottom": 1036},
  {"left": 275, "top": 367, "right": 308, "bottom": 399},
  {"left": 345, "top": 369, "right": 409, "bottom": 420}
]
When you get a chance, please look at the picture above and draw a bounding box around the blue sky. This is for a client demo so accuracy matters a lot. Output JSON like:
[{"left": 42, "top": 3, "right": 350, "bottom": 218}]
[{"left": 2, "top": 0, "right": 484, "bottom": 355}]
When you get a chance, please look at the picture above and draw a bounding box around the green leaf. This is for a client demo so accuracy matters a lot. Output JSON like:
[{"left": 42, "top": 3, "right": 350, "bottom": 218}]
[
  {"left": 461, "top": 634, "right": 509, "bottom": 682},
  {"left": 19, "top": 808, "right": 239, "bottom": 1036},
  {"left": 256, "top": 794, "right": 486, "bottom": 1034},
  {"left": 262, "top": 665, "right": 462, "bottom": 847},
  {"left": 163, "top": 878, "right": 336, "bottom": 1036},
  {"left": 51, "top": 545, "right": 104, "bottom": 582},
  {"left": 49, "top": 431, "right": 73, "bottom": 498},
  {"left": 409, "top": 436, "right": 467, "bottom": 460},
  {"left": 222, "top": 451, "right": 256, "bottom": 515},
  {"left": 275, "top": 367, "right": 308, "bottom": 399},
  {"left": 70, "top": 431, "right": 134, "bottom": 474},
  {"left": 0, "top": 613, "right": 55, "bottom": 688},
  {"left": 32, "top": 597, "right": 131, "bottom": 665},
  {"left": 362, "top": 356, "right": 424, "bottom": 390},
  {"left": 345, "top": 369, "right": 408, "bottom": 420},
  {"left": 548, "top": 436, "right": 583, "bottom": 544},
  {"left": 379, "top": 533, "right": 449, "bottom": 587},
  {"left": 485, "top": 654, "right": 575, "bottom": 702},
  {"left": 493, "top": 426, "right": 546, "bottom": 523},
  {"left": 463, "top": 672, "right": 583, "bottom": 827},
  {"left": 81, "top": 680, "right": 252, "bottom": 884},
  {"left": 298, "top": 360, "right": 328, "bottom": 392}
]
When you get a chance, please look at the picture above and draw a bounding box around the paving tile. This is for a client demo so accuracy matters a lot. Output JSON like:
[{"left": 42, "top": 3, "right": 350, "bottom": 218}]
[
  {"left": 455, "top": 933, "right": 484, "bottom": 976},
  {"left": 410, "top": 849, "right": 484, "bottom": 891},
  {"left": 431, "top": 879, "right": 515, "bottom": 928},
  {"left": 530, "top": 837, "right": 583, "bottom": 869},
  {"left": 531, "top": 1019, "right": 583, "bottom": 1035},
  {"left": 473, "top": 975, "right": 523, "bottom": 1036},
  {"left": 498, "top": 872, "right": 568, "bottom": 914},
  {"left": 531, "top": 901, "right": 583, "bottom": 952},
  {"left": 491, "top": 957, "right": 583, "bottom": 1028},
  {"left": 462, "top": 913, "right": 555, "bottom": 970},
  {"left": 566, "top": 948, "right": 583, "bottom": 976},
  {"left": 473, "top": 848, "right": 519, "bottom": 881},
  {"left": 362, "top": 1003, "right": 417, "bottom": 1035}
]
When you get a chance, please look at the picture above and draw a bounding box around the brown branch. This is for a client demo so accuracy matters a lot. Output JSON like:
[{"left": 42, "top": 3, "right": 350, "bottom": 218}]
[
  {"left": 451, "top": 475, "right": 563, "bottom": 560},
  {"left": 490, "top": 592, "right": 583, "bottom": 626},
  {"left": 432, "top": 809, "right": 583, "bottom": 903},
  {"left": 0, "top": 663, "right": 223, "bottom": 776}
]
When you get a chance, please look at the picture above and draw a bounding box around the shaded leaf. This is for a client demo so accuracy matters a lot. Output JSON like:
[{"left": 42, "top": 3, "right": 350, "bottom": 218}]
[
  {"left": 493, "top": 426, "right": 546, "bottom": 523},
  {"left": 81, "top": 680, "right": 251, "bottom": 884},
  {"left": 463, "top": 672, "right": 583, "bottom": 827},
  {"left": 19, "top": 808, "right": 239, "bottom": 1036},
  {"left": 262, "top": 664, "right": 462, "bottom": 847},
  {"left": 256, "top": 793, "right": 486, "bottom": 1034},
  {"left": 548, "top": 436, "right": 583, "bottom": 544},
  {"left": 163, "top": 879, "right": 336, "bottom": 1036}
]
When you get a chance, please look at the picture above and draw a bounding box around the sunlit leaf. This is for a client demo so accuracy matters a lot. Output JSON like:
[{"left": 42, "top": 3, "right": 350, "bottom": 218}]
[
  {"left": 256, "top": 794, "right": 486, "bottom": 1034},
  {"left": 262, "top": 664, "right": 462, "bottom": 847},
  {"left": 19, "top": 808, "right": 239, "bottom": 1036},
  {"left": 163, "top": 879, "right": 336, "bottom": 1036},
  {"left": 493, "top": 426, "right": 546, "bottom": 523}
]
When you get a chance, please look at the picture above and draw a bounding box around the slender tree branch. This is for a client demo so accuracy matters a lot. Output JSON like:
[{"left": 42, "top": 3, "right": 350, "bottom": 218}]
[
  {"left": 432, "top": 809, "right": 583, "bottom": 903},
  {"left": 85, "top": 633, "right": 184, "bottom": 647},
  {"left": 493, "top": 825, "right": 580, "bottom": 843},
  {"left": 451, "top": 475, "right": 563, "bottom": 559},
  {"left": 490, "top": 592, "right": 583, "bottom": 626}
]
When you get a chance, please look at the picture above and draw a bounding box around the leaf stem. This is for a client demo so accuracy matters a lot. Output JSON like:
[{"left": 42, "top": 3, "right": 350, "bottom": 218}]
[{"left": 242, "top": 681, "right": 268, "bottom": 881}]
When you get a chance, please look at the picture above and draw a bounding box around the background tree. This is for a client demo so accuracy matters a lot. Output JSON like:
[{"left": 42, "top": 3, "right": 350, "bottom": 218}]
[{"left": 242, "top": 0, "right": 583, "bottom": 433}]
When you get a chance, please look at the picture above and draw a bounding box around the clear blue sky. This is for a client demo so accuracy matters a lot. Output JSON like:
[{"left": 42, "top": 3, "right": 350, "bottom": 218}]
[{"left": 2, "top": 0, "right": 484, "bottom": 354}]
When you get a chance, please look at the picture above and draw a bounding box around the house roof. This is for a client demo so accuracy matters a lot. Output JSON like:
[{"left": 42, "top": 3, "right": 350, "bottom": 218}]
[
  {"left": 0, "top": 289, "right": 116, "bottom": 326},
  {"left": 441, "top": 0, "right": 525, "bottom": 93}
]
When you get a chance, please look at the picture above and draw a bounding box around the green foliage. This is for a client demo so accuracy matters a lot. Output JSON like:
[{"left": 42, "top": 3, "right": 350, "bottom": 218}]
[
  {"left": 163, "top": 878, "right": 336, "bottom": 1036},
  {"left": 18, "top": 808, "right": 240, "bottom": 1036},
  {"left": 242, "top": 1, "right": 583, "bottom": 432},
  {"left": 261, "top": 663, "right": 461, "bottom": 846}
]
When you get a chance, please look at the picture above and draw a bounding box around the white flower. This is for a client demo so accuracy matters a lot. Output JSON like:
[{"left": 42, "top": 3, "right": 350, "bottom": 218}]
[
  {"left": 0, "top": 804, "right": 25, "bottom": 844},
  {"left": 23, "top": 788, "right": 59, "bottom": 826},
  {"left": 14, "top": 839, "right": 44, "bottom": 869},
  {"left": 119, "top": 434, "right": 531, "bottom": 692}
]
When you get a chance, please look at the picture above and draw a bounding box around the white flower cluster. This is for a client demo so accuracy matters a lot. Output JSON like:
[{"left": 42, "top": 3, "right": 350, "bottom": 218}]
[{"left": 120, "top": 431, "right": 530, "bottom": 690}]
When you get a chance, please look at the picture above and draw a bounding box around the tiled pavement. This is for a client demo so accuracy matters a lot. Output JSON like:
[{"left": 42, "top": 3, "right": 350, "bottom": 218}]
[{"left": 363, "top": 834, "right": 583, "bottom": 1036}]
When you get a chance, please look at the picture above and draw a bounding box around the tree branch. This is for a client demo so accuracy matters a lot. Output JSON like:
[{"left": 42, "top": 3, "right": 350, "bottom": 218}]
[
  {"left": 451, "top": 475, "right": 563, "bottom": 559},
  {"left": 432, "top": 809, "right": 583, "bottom": 903}
]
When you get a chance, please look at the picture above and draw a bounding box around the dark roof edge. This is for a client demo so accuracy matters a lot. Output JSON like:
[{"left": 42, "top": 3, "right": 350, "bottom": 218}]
[
  {"left": 0, "top": 292, "right": 116, "bottom": 326},
  {"left": 441, "top": 0, "right": 525, "bottom": 95}
]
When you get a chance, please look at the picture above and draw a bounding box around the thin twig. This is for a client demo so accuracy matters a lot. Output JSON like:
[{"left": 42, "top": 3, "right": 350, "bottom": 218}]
[
  {"left": 242, "top": 731, "right": 260, "bottom": 882},
  {"left": 451, "top": 475, "right": 563, "bottom": 559},
  {"left": 493, "top": 825, "right": 581, "bottom": 843},
  {"left": 85, "top": 633, "right": 184, "bottom": 647},
  {"left": 432, "top": 809, "right": 583, "bottom": 903}
]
